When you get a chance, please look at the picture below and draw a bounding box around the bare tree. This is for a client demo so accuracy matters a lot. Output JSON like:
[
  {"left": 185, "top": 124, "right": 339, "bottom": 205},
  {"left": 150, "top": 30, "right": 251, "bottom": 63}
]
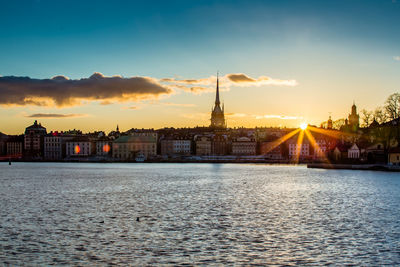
[
  {"left": 374, "top": 106, "right": 389, "bottom": 124},
  {"left": 333, "top": 119, "right": 345, "bottom": 130},
  {"left": 385, "top": 93, "right": 400, "bottom": 120},
  {"left": 361, "top": 109, "right": 373, "bottom": 127}
]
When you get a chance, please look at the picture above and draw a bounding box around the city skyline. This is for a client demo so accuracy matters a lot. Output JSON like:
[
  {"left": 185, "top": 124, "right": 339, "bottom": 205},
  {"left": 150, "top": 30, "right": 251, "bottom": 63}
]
[{"left": 1, "top": 0, "right": 400, "bottom": 134}]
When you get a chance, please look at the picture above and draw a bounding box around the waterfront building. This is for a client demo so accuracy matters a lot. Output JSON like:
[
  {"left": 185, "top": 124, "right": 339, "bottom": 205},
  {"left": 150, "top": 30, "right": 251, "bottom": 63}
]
[
  {"left": 195, "top": 135, "right": 212, "bottom": 156},
  {"left": 388, "top": 147, "right": 400, "bottom": 166},
  {"left": 348, "top": 143, "right": 360, "bottom": 159},
  {"left": 288, "top": 136, "right": 310, "bottom": 159},
  {"left": 231, "top": 137, "right": 256, "bottom": 155},
  {"left": 44, "top": 133, "right": 75, "bottom": 160},
  {"left": 313, "top": 139, "right": 328, "bottom": 160},
  {"left": 24, "top": 120, "right": 47, "bottom": 158},
  {"left": 113, "top": 135, "right": 157, "bottom": 160},
  {"left": 210, "top": 74, "right": 226, "bottom": 128},
  {"left": 331, "top": 143, "right": 351, "bottom": 161},
  {"left": 365, "top": 142, "right": 385, "bottom": 163},
  {"left": 0, "top": 132, "right": 7, "bottom": 156},
  {"left": 66, "top": 137, "right": 95, "bottom": 157},
  {"left": 96, "top": 136, "right": 112, "bottom": 157},
  {"left": 161, "top": 137, "right": 191, "bottom": 156},
  {"left": 260, "top": 141, "right": 283, "bottom": 159},
  {"left": 211, "top": 134, "right": 229, "bottom": 155},
  {"left": 6, "top": 135, "right": 24, "bottom": 157}
]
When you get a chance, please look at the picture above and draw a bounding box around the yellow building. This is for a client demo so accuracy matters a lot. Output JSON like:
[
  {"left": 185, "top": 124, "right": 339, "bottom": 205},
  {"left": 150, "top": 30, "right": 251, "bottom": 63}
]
[
  {"left": 388, "top": 147, "right": 400, "bottom": 166},
  {"left": 113, "top": 134, "right": 157, "bottom": 160}
]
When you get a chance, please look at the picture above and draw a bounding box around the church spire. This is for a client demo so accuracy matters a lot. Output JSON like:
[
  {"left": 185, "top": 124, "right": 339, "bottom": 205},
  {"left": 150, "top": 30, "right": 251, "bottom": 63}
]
[{"left": 215, "top": 72, "right": 220, "bottom": 106}]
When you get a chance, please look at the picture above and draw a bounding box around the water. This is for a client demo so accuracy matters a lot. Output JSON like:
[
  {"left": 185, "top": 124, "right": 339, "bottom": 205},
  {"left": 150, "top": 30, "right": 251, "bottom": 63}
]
[{"left": 1, "top": 163, "right": 400, "bottom": 265}]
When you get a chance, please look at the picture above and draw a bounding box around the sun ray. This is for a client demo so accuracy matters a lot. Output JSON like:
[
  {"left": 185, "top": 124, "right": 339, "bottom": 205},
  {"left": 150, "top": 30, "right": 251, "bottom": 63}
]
[
  {"left": 308, "top": 126, "right": 355, "bottom": 139},
  {"left": 262, "top": 128, "right": 301, "bottom": 155},
  {"left": 304, "top": 129, "right": 331, "bottom": 164},
  {"left": 294, "top": 130, "right": 305, "bottom": 164}
]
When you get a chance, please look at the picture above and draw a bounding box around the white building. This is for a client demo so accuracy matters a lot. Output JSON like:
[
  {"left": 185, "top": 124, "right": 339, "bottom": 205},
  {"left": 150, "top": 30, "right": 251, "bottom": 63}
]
[
  {"left": 161, "top": 138, "right": 191, "bottom": 155},
  {"left": 288, "top": 142, "right": 310, "bottom": 159},
  {"left": 44, "top": 134, "right": 74, "bottom": 160},
  {"left": 66, "top": 137, "right": 94, "bottom": 157},
  {"left": 348, "top": 143, "right": 360, "bottom": 159},
  {"left": 313, "top": 139, "right": 328, "bottom": 159}
]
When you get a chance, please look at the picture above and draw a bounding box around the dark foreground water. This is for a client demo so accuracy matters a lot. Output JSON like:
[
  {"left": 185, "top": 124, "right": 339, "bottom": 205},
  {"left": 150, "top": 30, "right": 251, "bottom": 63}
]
[{"left": 1, "top": 163, "right": 400, "bottom": 265}]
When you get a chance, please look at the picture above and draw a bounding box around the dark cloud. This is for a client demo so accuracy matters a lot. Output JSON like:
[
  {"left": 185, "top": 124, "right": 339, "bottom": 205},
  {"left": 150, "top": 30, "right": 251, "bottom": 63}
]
[
  {"left": 26, "top": 113, "right": 87, "bottom": 118},
  {"left": 227, "top": 73, "right": 256, "bottom": 83},
  {"left": 0, "top": 72, "right": 172, "bottom": 107}
]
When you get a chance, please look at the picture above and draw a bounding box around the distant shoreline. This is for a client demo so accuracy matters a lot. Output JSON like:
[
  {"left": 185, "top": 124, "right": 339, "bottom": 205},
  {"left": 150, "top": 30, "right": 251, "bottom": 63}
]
[{"left": 307, "top": 163, "right": 400, "bottom": 172}]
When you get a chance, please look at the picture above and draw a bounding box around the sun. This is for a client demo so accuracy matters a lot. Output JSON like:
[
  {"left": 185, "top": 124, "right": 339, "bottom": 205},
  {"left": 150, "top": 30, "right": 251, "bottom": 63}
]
[{"left": 300, "top": 122, "right": 308, "bottom": 130}]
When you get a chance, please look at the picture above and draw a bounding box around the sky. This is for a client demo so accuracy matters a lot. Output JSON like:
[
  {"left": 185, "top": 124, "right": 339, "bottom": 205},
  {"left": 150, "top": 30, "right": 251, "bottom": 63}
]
[{"left": 0, "top": 0, "right": 399, "bottom": 134}]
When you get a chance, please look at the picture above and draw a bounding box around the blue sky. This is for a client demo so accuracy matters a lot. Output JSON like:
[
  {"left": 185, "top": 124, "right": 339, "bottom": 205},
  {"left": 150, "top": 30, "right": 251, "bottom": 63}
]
[{"left": 1, "top": 0, "right": 399, "bottom": 134}]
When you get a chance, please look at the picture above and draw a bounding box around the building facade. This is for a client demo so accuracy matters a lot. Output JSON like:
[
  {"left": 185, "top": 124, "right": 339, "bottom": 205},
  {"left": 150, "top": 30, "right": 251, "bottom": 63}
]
[
  {"left": 44, "top": 134, "right": 75, "bottom": 160},
  {"left": 24, "top": 120, "right": 47, "bottom": 158},
  {"left": 6, "top": 135, "right": 24, "bottom": 157},
  {"left": 66, "top": 137, "right": 95, "bottom": 157},
  {"left": 161, "top": 138, "right": 191, "bottom": 155},
  {"left": 231, "top": 137, "right": 256, "bottom": 155},
  {"left": 195, "top": 135, "right": 212, "bottom": 156},
  {"left": 260, "top": 141, "right": 283, "bottom": 159},
  {"left": 113, "top": 134, "right": 157, "bottom": 160},
  {"left": 212, "top": 134, "right": 229, "bottom": 155}
]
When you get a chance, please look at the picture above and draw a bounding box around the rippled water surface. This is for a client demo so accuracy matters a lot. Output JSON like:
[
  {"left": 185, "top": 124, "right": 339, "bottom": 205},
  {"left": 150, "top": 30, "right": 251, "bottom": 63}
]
[{"left": 1, "top": 163, "right": 400, "bottom": 265}]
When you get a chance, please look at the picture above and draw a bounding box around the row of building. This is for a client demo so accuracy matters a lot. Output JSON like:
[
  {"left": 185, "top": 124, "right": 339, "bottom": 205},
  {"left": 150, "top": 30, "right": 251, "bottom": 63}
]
[{"left": 1, "top": 117, "right": 399, "bottom": 165}]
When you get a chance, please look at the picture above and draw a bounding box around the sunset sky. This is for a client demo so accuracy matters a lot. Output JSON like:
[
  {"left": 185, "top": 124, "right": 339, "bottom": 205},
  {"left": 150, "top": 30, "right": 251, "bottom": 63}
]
[{"left": 1, "top": 0, "right": 399, "bottom": 134}]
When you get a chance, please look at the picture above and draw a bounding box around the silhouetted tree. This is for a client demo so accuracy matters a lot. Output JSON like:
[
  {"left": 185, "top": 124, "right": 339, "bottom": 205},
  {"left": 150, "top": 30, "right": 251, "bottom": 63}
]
[
  {"left": 361, "top": 109, "right": 373, "bottom": 127},
  {"left": 385, "top": 93, "right": 400, "bottom": 120},
  {"left": 333, "top": 119, "right": 345, "bottom": 130},
  {"left": 374, "top": 106, "right": 389, "bottom": 124}
]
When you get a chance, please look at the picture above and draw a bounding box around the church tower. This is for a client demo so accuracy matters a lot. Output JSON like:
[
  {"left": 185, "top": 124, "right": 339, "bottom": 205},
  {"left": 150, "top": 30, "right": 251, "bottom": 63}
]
[
  {"left": 348, "top": 101, "right": 360, "bottom": 130},
  {"left": 210, "top": 73, "right": 226, "bottom": 128}
]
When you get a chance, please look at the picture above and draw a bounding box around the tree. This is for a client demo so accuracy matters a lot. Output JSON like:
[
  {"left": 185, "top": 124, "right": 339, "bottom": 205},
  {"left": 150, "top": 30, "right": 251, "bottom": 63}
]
[
  {"left": 361, "top": 109, "right": 373, "bottom": 127},
  {"left": 374, "top": 106, "right": 389, "bottom": 124},
  {"left": 333, "top": 119, "right": 345, "bottom": 130},
  {"left": 385, "top": 93, "right": 400, "bottom": 120}
]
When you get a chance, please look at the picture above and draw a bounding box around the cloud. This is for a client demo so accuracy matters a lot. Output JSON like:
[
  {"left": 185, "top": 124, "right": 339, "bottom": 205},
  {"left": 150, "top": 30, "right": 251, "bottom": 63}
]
[
  {"left": 226, "top": 73, "right": 298, "bottom": 86},
  {"left": 255, "top": 114, "right": 301, "bottom": 120},
  {"left": 394, "top": 56, "right": 400, "bottom": 61},
  {"left": 26, "top": 113, "right": 87, "bottom": 118},
  {"left": 161, "top": 73, "right": 297, "bottom": 93},
  {"left": 226, "top": 113, "right": 247, "bottom": 118},
  {"left": 160, "top": 102, "right": 196, "bottom": 107},
  {"left": 121, "top": 106, "right": 140, "bottom": 110},
  {"left": 160, "top": 77, "right": 214, "bottom": 86},
  {"left": 0, "top": 72, "right": 173, "bottom": 107}
]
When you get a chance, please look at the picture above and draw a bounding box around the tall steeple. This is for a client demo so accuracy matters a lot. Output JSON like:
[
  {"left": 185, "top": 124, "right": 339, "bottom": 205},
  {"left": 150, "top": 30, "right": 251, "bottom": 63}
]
[
  {"left": 215, "top": 72, "right": 220, "bottom": 106},
  {"left": 210, "top": 72, "right": 226, "bottom": 129}
]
